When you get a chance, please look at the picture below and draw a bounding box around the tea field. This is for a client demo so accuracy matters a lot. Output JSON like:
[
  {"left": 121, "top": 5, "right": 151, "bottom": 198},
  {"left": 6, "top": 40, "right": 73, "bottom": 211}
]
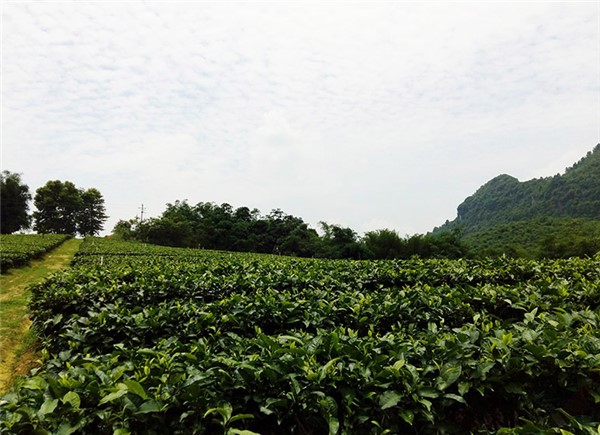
[
  {"left": 0, "top": 234, "right": 71, "bottom": 273},
  {"left": 0, "top": 238, "right": 599, "bottom": 434}
]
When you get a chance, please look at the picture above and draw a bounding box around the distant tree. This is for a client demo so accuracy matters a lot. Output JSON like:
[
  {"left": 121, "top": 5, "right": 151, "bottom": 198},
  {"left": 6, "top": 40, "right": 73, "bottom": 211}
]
[
  {"left": 78, "top": 188, "right": 108, "bottom": 236},
  {"left": 163, "top": 200, "right": 200, "bottom": 226},
  {"left": 363, "top": 229, "right": 404, "bottom": 259},
  {"left": 318, "top": 222, "right": 367, "bottom": 259},
  {"left": 279, "top": 225, "right": 319, "bottom": 257},
  {"left": 234, "top": 206, "right": 254, "bottom": 222},
  {"left": 362, "top": 228, "right": 468, "bottom": 260},
  {"left": 33, "top": 180, "right": 81, "bottom": 235},
  {"left": 33, "top": 180, "right": 107, "bottom": 236},
  {"left": 421, "top": 230, "right": 468, "bottom": 259},
  {"left": 112, "top": 219, "right": 138, "bottom": 241},
  {"left": 141, "top": 217, "right": 193, "bottom": 247},
  {"left": 0, "top": 171, "right": 31, "bottom": 234}
]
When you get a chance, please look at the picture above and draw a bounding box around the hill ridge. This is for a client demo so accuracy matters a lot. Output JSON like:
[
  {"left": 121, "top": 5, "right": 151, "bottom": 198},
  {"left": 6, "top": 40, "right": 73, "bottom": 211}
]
[{"left": 437, "top": 143, "right": 600, "bottom": 234}]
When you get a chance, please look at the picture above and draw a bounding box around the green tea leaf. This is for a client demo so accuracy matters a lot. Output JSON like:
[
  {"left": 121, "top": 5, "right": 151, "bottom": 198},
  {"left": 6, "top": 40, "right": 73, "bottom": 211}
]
[
  {"left": 123, "top": 379, "right": 148, "bottom": 400},
  {"left": 436, "top": 363, "right": 462, "bottom": 391},
  {"left": 39, "top": 398, "right": 58, "bottom": 415},
  {"left": 56, "top": 423, "right": 79, "bottom": 435},
  {"left": 99, "top": 389, "right": 127, "bottom": 405},
  {"left": 379, "top": 391, "right": 402, "bottom": 410},
  {"left": 229, "top": 414, "right": 254, "bottom": 423},
  {"left": 62, "top": 391, "right": 81, "bottom": 409},
  {"left": 418, "top": 398, "right": 432, "bottom": 412},
  {"left": 418, "top": 387, "right": 439, "bottom": 399},
  {"left": 136, "top": 400, "right": 161, "bottom": 414},
  {"left": 327, "top": 416, "right": 340, "bottom": 435},
  {"left": 400, "top": 409, "right": 414, "bottom": 425},
  {"left": 227, "top": 430, "right": 262, "bottom": 435},
  {"left": 443, "top": 393, "right": 466, "bottom": 404},
  {"left": 477, "top": 361, "right": 495, "bottom": 377},
  {"left": 23, "top": 377, "right": 47, "bottom": 390}
]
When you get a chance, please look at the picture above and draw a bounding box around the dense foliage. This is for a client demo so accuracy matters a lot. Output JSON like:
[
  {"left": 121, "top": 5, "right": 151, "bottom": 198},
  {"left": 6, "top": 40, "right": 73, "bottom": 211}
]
[
  {"left": 0, "top": 234, "right": 71, "bottom": 272},
  {"left": 0, "top": 171, "right": 31, "bottom": 234},
  {"left": 462, "top": 217, "right": 600, "bottom": 259},
  {"left": 33, "top": 181, "right": 108, "bottom": 237},
  {"left": 363, "top": 229, "right": 467, "bottom": 260},
  {"left": 1, "top": 238, "right": 598, "bottom": 434},
  {"left": 113, "top": 201, "right": 465, "bottom": 260}
]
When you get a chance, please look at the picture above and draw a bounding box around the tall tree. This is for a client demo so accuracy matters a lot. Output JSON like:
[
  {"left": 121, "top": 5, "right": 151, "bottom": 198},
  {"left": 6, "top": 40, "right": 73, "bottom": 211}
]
[
  {"left": 112, "top": 218, "right": 138, "bottom": 241},
  {"left": 33, "top": 180, "right": 82, "bottom": 235},
  {"left": 33, "top": 180, "right": 107, "bottom": 236},
  {"left": 318, "top": 222, "right": 367, "bottom": 259},
  {"left": 78, "top": 188, "right": 108, "bottom": 236},
  {"left": 0, "top": 171, "right": 31, "bottom": 234},
  {"left": 363, "top": 229, "right": 405, "bottom": 259}
]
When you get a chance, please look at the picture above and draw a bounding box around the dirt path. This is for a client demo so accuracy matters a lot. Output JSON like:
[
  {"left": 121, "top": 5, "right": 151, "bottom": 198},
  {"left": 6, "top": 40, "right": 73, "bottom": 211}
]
[{"left": 0, "top": 238, "right": 82, "bottom": 393}]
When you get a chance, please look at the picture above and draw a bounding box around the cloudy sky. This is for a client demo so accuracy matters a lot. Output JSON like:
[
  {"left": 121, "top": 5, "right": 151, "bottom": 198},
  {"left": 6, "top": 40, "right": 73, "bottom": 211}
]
[{"left": 2, "top": 1, "right": 599, "bottom": 236}]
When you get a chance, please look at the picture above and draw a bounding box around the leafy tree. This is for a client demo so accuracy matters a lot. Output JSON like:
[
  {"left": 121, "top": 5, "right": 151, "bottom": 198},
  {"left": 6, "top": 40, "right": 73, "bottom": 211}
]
[
  {"left": 78, "top": 188, "right": 108, "bottom": 236},
  {"left": 33, "top": 180, "right": 107, "bottom": 236},
  {"left": 363, "top": 229, "right": 404, "bottom": 259},
  {"left": 112, "top": 219, "right": 138, "bottom": 241},
  {"left": 318, "top": 222, "right": 367, "bottom": 259},
  {"left": 0, "top": 171, "right": 31, "bottom": 234},
  {"left": 163, "top": 200, "right": 201, "bottom": 226},
  {"left": 273, "top": 216, "right": 319, "bottom": 257},
  {"left": 140, "top": 217, "right": 193, "bottom": 247},
  {"left": 33, "top": 180, "right": 81, "bottom": 235},
  {"left": 420, "top": 230, "right": 468, "bottom": 259}
]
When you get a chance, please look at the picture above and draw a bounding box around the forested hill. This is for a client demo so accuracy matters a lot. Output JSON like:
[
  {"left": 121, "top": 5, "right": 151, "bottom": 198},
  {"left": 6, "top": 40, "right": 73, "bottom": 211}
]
[{"left": 437, "top": 143, "right": 600, "bottom": 234}]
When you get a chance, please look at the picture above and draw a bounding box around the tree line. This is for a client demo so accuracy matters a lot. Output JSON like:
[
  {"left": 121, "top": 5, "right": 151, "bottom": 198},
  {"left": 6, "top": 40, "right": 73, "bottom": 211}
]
[
  {"left": 460, "top": 216, "right": 600, "bottom": 259},
  {"left": 113, "top": 200, "right": 468, "bottom": 260},
  {"left": 5, "top": 171, "right": 594, "bottom": 260},
  {"left": 0, "top": 171, "right": 107, "bottom": 236}
]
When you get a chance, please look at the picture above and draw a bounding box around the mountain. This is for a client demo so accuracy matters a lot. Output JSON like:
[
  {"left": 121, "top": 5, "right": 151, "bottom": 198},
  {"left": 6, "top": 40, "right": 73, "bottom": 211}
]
[
  {"left": 438, "top": 144, "right": 600, "bottom": 233},
  {"left": 434, "top": 144, "right": 600, "bottom": 258}
]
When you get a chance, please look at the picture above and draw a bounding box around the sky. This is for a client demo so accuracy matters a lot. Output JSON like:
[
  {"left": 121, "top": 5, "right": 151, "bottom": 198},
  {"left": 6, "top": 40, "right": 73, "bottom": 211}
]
[{"left": 2, "top": 1, "right": 599, "bottom": 236}]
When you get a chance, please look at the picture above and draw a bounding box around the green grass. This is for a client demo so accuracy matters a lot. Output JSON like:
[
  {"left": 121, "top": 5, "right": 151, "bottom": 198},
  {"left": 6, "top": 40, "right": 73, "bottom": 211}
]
[{"left": 0, "top": 237, "right": 81, "bottom": 393}]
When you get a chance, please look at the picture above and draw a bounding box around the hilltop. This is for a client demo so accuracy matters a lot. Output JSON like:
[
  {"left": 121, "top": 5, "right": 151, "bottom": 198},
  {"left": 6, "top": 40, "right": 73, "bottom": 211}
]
[{"left": 435, "top": 144, "right": 600, "bottom": 257}]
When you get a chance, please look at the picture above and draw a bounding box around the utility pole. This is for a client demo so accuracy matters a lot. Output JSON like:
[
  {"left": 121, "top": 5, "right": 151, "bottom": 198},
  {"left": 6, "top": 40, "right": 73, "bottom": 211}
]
[{"left": 139, "top": 204, "right": 146, "bottom": 224}]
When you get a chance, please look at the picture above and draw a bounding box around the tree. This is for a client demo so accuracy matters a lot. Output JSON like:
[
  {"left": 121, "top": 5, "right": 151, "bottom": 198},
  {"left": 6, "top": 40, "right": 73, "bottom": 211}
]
[
  {"left": 33, "top": 180, "right": 80, "bottom": 235},
  {"left": 279, "top": 225, "right": 319, "bottom": 257},
  {"left": 78, "top": 188, "right": 108, "bottom": 236},
  {"left": 33, "top": 180, "right": 107, "bottom": 236},
  {"left": 112, "top": 219, "right": 138, "bottom": 241},
  {"left": 140, "top": 217, "right": 193, "bottom": 247},
  {"left": 318, "top": 222, "right": 367, "bottom": 259},
  {"left": 0, "top": 171, "right": 31, "bottom": 234},
  {"left": 362, "top": 229, "right": 404, "bottom": 259}
]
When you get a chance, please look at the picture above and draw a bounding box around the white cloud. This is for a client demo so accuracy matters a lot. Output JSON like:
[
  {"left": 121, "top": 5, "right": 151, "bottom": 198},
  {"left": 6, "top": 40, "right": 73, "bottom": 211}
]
[{"left": 2, "top": 1, "right": 598, "bottom": 235}]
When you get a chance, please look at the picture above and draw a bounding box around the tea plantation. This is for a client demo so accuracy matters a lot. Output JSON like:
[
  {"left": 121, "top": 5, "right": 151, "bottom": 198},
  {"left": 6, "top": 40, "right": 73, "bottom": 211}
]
[
  {"left": 0, "top": 234, "right": 71, "bottom": 273},
  {"left": 1, "top": 238, "right": 598, "bottom": 434}
]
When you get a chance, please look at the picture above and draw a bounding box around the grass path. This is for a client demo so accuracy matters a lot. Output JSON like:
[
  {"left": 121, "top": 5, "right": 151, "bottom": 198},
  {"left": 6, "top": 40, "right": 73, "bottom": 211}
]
[{"left": 0, "top": 238, "right": 82, "bottom": 393}]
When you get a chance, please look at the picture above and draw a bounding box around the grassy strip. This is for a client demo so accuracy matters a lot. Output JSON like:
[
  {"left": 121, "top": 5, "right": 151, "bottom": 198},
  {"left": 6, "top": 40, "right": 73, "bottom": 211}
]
[{"left": 0, "top": 238, "right": 82, "bottom": 393}]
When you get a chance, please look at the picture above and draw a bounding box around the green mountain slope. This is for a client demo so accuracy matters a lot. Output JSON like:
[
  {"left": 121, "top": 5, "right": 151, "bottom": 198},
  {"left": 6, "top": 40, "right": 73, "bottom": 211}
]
[
  {"left": 461, "top": 217, "right": 600, "bottom": 258},
  {"left": 435, "top": 144, "right": 600, "bottom": 257},
  {"left": 454, "top": 144, "right": 600, "bottom": 231}
]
